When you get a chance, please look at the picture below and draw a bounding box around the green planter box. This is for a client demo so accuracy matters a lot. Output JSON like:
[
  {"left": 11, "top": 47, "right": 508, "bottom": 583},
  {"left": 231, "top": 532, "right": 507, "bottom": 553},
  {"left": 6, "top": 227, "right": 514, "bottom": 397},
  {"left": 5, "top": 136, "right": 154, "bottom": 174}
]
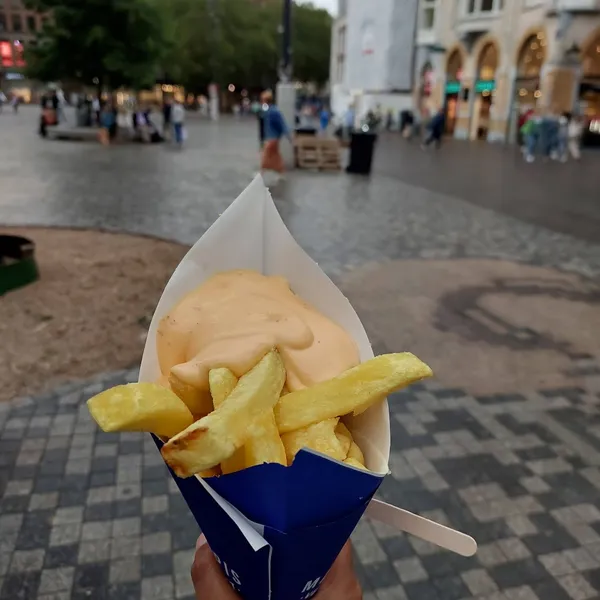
[{"left": 0, "top": 235, "right": 39, "bottom": 295}]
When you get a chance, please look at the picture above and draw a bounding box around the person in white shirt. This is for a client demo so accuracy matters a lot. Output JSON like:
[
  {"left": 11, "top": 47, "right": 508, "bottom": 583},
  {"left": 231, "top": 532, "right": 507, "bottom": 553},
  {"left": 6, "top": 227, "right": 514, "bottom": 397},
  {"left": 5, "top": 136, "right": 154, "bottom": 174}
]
[
  {"left": 92, "top": 97, "right": 101, "bottom": 126},
  {"left": 567, "top": 114, "right": 583, "bottom": 161},
  {"left": 171, "top": 100, "right": 185, "bottom": 146}
]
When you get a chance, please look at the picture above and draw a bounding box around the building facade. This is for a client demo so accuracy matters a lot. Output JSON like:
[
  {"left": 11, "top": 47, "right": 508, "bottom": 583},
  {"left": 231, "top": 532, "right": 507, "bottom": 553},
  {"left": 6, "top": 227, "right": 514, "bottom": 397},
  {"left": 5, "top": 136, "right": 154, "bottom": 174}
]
[
  {"left": 415, "top": 0, "right": 600, "bottom": 142},
  {"left": 330, "top": 0, "right": 419, "bottom": 120},
  {"left": 0, "top": 0, "right": 44, "bottom": 101}
]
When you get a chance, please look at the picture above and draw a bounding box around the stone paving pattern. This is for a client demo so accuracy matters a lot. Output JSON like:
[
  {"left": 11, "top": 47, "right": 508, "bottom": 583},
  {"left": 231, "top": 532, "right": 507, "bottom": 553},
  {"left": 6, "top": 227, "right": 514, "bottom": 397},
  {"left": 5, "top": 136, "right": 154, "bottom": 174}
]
[{"left": 1, "top": 357, "right": 600, "bottom": 600}]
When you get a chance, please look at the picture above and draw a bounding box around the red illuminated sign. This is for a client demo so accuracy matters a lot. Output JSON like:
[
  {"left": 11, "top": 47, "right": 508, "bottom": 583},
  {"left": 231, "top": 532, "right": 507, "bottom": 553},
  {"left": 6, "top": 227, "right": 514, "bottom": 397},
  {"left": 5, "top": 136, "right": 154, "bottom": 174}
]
[{"left": 0, "top": 40, "right": 13, "bottom": 66}]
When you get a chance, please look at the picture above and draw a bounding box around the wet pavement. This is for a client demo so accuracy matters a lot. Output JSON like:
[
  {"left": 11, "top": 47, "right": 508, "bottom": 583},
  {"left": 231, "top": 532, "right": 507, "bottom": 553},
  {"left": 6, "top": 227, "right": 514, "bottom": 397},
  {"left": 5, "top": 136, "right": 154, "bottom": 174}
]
[
  {"left": 2, "top": 108, "right": 600, "bottom": 600},
  {"left": 1, "top": 107, "right": 599, "bottom": 279}
]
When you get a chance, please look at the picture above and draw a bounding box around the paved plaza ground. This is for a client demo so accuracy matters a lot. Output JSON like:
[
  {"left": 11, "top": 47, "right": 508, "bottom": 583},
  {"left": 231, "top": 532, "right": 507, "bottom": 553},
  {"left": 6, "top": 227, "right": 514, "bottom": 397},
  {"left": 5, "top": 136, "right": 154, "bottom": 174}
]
[{"left": 1, "top": 107, "right": 600, "bottom": 600}]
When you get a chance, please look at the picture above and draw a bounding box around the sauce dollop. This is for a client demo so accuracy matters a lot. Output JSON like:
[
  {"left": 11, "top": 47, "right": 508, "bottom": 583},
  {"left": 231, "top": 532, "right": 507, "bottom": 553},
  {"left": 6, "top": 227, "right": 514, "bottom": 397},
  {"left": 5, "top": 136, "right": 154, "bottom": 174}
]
[{"left": 157, "top": 270, "right": 360, "bottom": 391}]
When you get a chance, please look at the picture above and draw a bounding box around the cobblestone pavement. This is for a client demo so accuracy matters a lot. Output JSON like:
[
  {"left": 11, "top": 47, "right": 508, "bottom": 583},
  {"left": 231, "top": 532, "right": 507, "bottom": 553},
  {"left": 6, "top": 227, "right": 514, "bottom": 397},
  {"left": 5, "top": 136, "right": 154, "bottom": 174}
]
[
  {"left": 2, "top": 109, "right": 600, "bottom": 599},
  {"left": 1, "top": 362, "right": 600, "bottom": 600},
  {"left": 1, "top": 108, "right": 599, "bottom": 278}
]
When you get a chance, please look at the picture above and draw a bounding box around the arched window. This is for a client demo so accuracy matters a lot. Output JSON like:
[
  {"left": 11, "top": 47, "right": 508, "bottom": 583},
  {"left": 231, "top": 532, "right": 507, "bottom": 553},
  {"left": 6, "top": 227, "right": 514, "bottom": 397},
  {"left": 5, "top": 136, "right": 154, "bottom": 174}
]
[
  {"left": 446, "top": 49, "right": 462, "bottom": 81},
  {"left": 517, "top": 33, "right": 546, "bottom": 79},
  {"left": 478, "top": 43, "right": 498, "bottom": 81},
  {"left": 582, "top": 32, "right": 600, "bottom": 79}
]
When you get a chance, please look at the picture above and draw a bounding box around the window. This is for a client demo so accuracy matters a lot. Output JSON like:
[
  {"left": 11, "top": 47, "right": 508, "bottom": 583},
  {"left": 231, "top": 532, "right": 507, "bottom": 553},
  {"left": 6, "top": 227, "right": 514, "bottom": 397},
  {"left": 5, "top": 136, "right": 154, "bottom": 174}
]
[
  {"left": 0, "top": 14, "right": 6, "bottom": 32},
  {"left": 421, "top": 0, "right": 436, "bottom": 29},
  {"left": 464, "top": 0, "right": 503, "bottom": 15},
  {"left": 12, "top": 14, "right": 22, "bottom": 32},
  {"left": 26, "top": 15, "right": 35, "bottom": 32}
]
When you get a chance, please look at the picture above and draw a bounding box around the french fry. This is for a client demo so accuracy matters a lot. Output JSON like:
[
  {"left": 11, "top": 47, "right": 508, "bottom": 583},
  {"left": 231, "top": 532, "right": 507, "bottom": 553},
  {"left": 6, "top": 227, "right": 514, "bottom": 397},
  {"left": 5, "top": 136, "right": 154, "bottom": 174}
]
[
  {"left": 335, "top": 422, "right": 353, "bottom": 458},
  {"left": 169, "top": 371, "right": 214, "bottom": 417},
  {"left": 281, "top": 418, "right": 347, "bottom": 465},
  {"left": 209, "top": 368, "right": 239, "bottom": 407},
  {"left": 199, "top": 466, "right": 221, "bottom": 478},
  {"left": 243, "top": 411, "right": 286, "bottom": 469},
  {"left": 275, "top": 353, "right": 432, "bottom": 434},
  {"left": 344, "top": 457, "right": 368, "bottom": 471},
  {"left": 347, "top": 441, "right": 365, "bottom": 466},
  {"left": 161, "top": 350, "right": 285, "bottom": 477},
  {"left": 87, "top": 383, "right": 194, "bottom": 439},
  {"left": 210, "top": 368, "right": 286, "bottom": 472},
  {"left": 209, "top": 368, "right": 245, "bottom": 474}
]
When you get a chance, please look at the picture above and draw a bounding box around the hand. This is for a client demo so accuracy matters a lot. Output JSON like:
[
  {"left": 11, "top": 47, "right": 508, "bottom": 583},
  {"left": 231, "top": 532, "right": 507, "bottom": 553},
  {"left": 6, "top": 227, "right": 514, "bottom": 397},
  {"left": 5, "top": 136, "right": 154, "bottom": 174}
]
[{"left": 191, "top": 536, "right": 362, "bottom": 599}]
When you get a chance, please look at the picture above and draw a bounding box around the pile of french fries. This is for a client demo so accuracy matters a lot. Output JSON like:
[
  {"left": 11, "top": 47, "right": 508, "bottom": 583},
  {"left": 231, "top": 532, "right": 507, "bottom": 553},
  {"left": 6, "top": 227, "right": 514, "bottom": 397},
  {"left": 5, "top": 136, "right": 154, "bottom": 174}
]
[{"left": 88, "top": 349, "right": 432, "bottom": 478}]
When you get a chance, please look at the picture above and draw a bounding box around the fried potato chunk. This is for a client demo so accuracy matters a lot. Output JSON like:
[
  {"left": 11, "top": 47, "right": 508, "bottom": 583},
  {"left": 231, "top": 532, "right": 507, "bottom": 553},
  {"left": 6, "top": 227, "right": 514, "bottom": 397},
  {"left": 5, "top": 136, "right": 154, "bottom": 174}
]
[
  {"left": 275, "top": 353, "right": 432, "bottom": 434},
  {"left": 161, "top": 350, "right": 285, "bottom": 477},
  {"left": 344, "top": 458, "right": 368, "bottom": 471},
  {"left": 281, "top": 418, "right": 347, "bottom": 465},
  {"left": 87, "top": 383, "right": 194, "bottom": 439},
  {"left": 335, "top": 422, "right": 353, "bottom": 458},
  {"left": 347, "top": 441, "right": 365, "bottom": 466},
  {"left": 209, "top": 368, "right": 244, "bottom": 474},
  {"left": 169, "top": 371, "right": 214, "bottom": 417},
  {"left": 209, "top": 368, "right": 285, "bottom": 472}
]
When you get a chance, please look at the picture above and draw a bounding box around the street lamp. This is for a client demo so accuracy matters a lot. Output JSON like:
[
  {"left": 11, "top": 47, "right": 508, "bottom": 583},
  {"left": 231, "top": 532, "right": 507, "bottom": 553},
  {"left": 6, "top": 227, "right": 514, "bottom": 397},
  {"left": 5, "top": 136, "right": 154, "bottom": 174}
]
[
  {"left": 279, "top": 0, "right": 292, "bottom": 83},
  {"left": 276, "top": 0, "right": 295, "bottom": 167}
]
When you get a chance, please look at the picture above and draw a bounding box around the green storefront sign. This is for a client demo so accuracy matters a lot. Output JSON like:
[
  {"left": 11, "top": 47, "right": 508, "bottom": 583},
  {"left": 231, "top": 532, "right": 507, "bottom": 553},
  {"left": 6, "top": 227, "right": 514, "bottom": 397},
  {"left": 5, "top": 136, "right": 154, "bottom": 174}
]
[
  {"left": 445, "top": 81, "right": 461, "bottom": 94},
  {"left": 475, "top": 80, "right": 496, "bottom": 93},
  {"left": 446, "top": 80, "right": 496, "bottom": 94}
]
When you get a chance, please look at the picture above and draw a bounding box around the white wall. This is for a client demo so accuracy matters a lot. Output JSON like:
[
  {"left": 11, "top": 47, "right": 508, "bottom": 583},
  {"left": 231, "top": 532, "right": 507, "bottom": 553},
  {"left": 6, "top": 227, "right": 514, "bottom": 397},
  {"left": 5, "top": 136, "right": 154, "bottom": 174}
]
[{"left": 344, "top": 0, "right": 395, "bottom": 92}]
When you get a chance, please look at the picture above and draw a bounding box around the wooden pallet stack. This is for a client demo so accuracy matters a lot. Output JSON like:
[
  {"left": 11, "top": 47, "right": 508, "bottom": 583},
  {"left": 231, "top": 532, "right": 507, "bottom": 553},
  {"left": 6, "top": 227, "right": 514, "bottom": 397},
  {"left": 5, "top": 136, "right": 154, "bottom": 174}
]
[{"left": 295, "top": 136, "right": 341, "bottom": 171}]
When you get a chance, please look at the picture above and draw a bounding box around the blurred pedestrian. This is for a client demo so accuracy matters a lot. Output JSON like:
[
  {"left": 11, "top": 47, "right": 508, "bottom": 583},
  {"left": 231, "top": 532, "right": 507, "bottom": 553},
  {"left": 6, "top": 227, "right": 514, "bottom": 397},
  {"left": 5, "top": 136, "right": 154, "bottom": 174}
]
[
  {"left": 557, "top": 112, "right": 570, "bottom": 162},
  {"left": 92, "top": 97, "right": 101, "bottom": 126},
  {"left": 172, "top": 98, "right": 185, "bottom": 147},
  {"left": 11, "top": 95, "right": 19, "bottom": 114},
  {"left": 319, "top": 105, "right": 330, "bottom": 135},
  {"left": 520, "top": 111, "right": 540, "bottom": 163},
  {"left": 260, "top": 90, "right": 291, "bottom": 177},
  {"left": 386, "top": 108, "right": 394, "bottom": 131},
  {"left": 257, "top": 92, "right": 270, "bottom": 148},
  {"left": 162, "top": 98, "right": 172, "bottom": 139},
  {"left": 98, "top": 105, "right": 115, "bottom": 145},
  {"left": 567, "top": 114, "right": 583, "bottom": 161},
  {"left": 421, "top": 107, "right": 445, "bottom": 149},
  {"left": 0, "top": 90, "right": 5, "bottom": 113}
]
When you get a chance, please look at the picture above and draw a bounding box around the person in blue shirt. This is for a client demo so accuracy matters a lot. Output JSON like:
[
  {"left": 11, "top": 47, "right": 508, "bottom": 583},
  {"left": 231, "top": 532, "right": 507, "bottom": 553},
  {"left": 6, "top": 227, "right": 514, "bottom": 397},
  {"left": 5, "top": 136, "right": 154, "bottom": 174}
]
[
  {"left": 320, "top": 106, "right": 331, "bottom": 134},
  {"left": 260, "top": 90, "right": 291, "bottom": 175},
  {"left": 421, "top": 107, "right": 446, "bottom": 150}
]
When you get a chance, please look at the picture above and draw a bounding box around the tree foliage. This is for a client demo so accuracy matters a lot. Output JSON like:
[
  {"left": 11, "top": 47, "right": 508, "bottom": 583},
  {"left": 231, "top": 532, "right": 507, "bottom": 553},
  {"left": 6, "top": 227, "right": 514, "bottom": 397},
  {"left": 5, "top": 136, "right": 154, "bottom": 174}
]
[
  {"left": 24, "top": 0, "right": 332, "bottom": 92},
  {"left": 24, "top": 0, "right": 167, "bottom": 90},
  {"left": 162, "top": 0, "right": 332, "bottom": 93}
]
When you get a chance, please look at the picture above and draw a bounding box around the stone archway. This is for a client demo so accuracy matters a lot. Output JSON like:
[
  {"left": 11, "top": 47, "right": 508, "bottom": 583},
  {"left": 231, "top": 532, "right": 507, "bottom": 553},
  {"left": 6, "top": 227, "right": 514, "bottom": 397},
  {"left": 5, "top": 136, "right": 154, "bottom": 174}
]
[
  {"left": 471, "top": 41, "right": 500, "bottom": 140},
  {"left": 580, "top": 29, "right": 600, "bottom": 120},
  {"left": 446, "top": 48, "right": 463, "bottom": 82},
  {"left": 443, "top": 49, "right": 464, "bottom": 135},
  {"left": 515, "top": 32, "right": 547, "bottom": 108}
]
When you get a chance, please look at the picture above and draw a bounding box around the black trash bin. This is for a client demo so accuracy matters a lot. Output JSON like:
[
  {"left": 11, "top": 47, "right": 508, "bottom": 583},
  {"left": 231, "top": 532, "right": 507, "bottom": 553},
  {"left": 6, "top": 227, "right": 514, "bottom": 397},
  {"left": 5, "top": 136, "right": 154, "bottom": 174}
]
[{"left": 346, "top": 131, "right": 377, "bottom": 175}]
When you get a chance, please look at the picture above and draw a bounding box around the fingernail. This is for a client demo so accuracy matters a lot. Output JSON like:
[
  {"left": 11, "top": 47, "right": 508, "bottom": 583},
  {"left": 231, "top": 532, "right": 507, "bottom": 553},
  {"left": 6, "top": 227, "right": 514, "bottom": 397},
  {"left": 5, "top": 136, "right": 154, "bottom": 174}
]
[{"left": 196, "top": 534, "right": 207, "bottom": 550}]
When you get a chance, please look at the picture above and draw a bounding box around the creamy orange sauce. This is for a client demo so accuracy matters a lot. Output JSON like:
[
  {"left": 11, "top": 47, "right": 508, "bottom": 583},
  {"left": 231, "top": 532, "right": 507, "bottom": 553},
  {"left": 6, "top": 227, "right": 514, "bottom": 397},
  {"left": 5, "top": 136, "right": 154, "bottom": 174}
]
[{"left": 157, "top": 270, "right": 359, "bottom": 391}]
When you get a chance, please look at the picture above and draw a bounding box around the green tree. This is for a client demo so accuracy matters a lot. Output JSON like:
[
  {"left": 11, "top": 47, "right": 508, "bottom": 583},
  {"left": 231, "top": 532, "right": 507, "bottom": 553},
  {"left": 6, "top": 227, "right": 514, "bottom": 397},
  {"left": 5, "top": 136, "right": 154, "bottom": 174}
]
[
  {"left": 161, "top": 0, "right": 331, "bottom": 93},
  {"left": 24, "top": 0, "right": 167, "bottom": 92},
  {"left": 292, "top": 3, "right": 332, "bottom": 86}
]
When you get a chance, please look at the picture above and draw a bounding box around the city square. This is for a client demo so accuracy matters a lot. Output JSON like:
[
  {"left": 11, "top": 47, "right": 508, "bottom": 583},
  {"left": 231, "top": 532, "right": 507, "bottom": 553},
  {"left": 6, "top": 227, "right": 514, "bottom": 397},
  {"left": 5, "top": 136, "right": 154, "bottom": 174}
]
[
  {"left": 1, "top": 0, "right": 600, "bottom": 598},
  {"left": 1, "top": 107, "right": 600, "bottom": 600}
]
